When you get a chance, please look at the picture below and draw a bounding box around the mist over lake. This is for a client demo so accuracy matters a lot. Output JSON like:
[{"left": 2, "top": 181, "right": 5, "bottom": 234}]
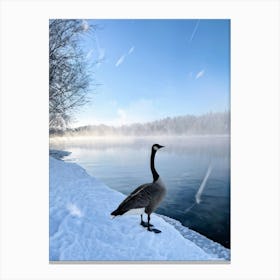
[{"left": 50, "top": 135, "right": 230, "bottom": 248}]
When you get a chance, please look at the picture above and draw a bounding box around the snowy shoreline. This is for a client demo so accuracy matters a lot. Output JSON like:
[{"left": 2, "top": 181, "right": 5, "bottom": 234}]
[
  {"left": 49, "top": 149, "right": 230, "bottom": 261},
  {"left": 158, "top": 215, "right": 230, "bottom": 260}
]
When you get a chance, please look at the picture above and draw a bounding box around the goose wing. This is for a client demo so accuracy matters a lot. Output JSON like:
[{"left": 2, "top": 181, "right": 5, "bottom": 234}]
[{"left": 112, "top": 183, "right": 154, "bottom": 215}]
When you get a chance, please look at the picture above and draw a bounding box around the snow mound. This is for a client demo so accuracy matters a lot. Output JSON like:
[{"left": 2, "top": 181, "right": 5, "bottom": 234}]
[{"left": 49, "top": 155, "right": 227, "bottom": 261}]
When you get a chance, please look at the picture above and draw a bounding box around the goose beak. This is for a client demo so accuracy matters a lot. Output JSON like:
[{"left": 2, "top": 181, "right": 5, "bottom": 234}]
[{"left": 158, "top": 145, "right": 165, "bottom": 149}]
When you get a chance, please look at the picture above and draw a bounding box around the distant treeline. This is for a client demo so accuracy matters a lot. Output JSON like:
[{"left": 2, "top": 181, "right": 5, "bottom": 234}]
[{"left": 50, "top": 111, "right": 230, "bottom": 136}]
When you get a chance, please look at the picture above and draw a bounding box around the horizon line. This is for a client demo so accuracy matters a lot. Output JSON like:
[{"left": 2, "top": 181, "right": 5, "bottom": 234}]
[{"left": 70, "top": 110, "right": 230, "bottom": 129}]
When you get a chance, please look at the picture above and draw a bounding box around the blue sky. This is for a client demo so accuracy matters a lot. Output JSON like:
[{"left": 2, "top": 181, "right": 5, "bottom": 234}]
[{"left": 75, "top": 19, "right": 230, "bottom": 127}]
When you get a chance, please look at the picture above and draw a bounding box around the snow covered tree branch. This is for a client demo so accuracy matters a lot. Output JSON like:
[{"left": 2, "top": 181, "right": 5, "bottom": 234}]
[{"left": 49, "top": 19, "right": 97, "bottom": 132}]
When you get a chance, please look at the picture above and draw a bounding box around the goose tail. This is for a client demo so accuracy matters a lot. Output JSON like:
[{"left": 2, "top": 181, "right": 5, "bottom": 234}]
[
  {"left": 111, "top": 208, "right": 125, "bottom": 217},
  {"left": 111, "top": 209, "right": 119, "bottom": 216}
]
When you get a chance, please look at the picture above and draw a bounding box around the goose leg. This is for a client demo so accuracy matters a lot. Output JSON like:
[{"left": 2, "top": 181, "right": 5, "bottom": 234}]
[
  {"left": 147, "top": 214, "right": 161, "bottom": 233},
  {"left": 140, "top": 214, "right": 153, "bottom": 227}
]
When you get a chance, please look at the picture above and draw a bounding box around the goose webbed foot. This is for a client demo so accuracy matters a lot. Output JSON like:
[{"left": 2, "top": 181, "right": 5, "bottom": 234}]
[
  {"left": 140, "top": 221, "right": 153, "bottom": 227},
  {"left": 140, "top": 214, "right": 153, "bottom": 227},
  {"left": 147, "top": 227, "right": 162, "bottom": 233},
  {"left": 146, "top": 214, "right": 161, "bottom": 233}
]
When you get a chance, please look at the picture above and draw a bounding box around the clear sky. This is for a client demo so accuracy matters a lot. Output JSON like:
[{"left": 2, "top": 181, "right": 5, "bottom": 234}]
[{"left": 75, "top": 19, "right": 230, "bottom": 127}]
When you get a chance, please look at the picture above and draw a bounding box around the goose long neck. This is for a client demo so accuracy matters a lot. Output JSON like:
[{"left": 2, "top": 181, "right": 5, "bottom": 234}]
[{"left": 150, "top": 149, "right": 159, "bottom": 182}]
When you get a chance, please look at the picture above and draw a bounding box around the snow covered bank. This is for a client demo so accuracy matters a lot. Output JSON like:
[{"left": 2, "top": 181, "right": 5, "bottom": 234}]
[
  {"left": 49, "top": 149, "right": 71, "bottom": 160},
  {"left": 159, "top": 215, "right": 230, "bottom": 260},
  {"left": 49, "top": 154, "right": 229, "bottom": 261}
]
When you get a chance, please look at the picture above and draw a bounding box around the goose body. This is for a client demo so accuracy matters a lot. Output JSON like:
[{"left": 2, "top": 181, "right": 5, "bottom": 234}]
[{"left": 111, "top": 144, "right": 166, "bottom": 233}]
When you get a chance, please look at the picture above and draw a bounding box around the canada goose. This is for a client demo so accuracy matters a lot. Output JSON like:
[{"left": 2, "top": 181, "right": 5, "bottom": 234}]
[{"left": 111, "top": 144, "right": 166, "bottom": 233}]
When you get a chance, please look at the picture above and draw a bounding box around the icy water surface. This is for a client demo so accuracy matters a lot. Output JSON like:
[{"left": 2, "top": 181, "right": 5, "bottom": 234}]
[{"left": 50, "top": 135, "right": 230, "bottom": 248}]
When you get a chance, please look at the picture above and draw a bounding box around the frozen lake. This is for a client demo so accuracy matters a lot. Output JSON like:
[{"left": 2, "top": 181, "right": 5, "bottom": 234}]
[{"left": 50, "top": 135, "right": 230, "bottom": 248}]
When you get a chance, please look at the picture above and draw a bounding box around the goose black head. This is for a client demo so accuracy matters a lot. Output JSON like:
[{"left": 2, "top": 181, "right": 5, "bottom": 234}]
[{"left": 152, "top": 144, "right": 165, "bottom": 152}]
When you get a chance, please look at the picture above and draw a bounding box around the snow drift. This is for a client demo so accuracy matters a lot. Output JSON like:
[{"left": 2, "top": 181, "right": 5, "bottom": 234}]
[{"left": 49, "top": 154, "right": 229, "bottom": 261}]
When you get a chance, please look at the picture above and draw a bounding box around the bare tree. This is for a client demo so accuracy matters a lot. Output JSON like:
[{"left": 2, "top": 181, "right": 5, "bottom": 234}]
[{"left": 49, "top": 19, "right": 96, "bottom": 132}]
